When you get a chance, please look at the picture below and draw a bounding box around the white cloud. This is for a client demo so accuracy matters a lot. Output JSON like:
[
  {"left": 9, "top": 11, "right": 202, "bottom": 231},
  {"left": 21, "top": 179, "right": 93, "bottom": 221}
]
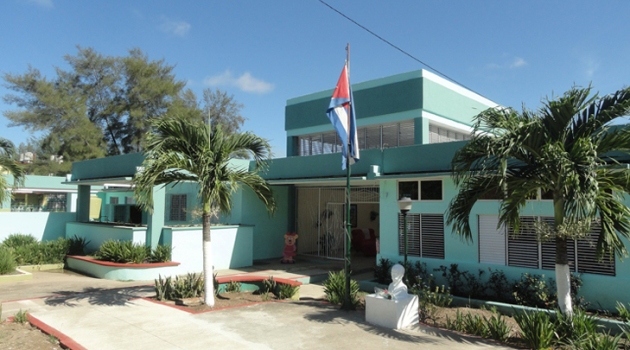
[
  {"left": 204, "top": 70, "right": 274, "bottom": 94},
  {"left": 582, "top": 57, "right": 599, "bottom": 79},
  {"left": 486, "top": 55, "right": 528, "bottom": 70},
  {"left": 160, "top": 17, "right": 191, "bottom": 37},
  {"left": 25, "top": 0, "right": 53, "bottom": 8},
  {"left": 510, "top": 57, "right": 527, "bottom": 68}
]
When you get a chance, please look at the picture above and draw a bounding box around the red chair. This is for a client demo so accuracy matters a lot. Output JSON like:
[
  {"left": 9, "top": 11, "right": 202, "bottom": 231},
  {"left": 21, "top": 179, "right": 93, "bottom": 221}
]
[{"left": 351, "top": 228, "right": 377, "bottom": 256}]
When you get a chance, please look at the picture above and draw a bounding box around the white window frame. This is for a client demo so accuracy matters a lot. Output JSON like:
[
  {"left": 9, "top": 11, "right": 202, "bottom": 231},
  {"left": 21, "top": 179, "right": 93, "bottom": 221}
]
[{"left": 397, "top": 179, "right": 443, "bottom": 201}]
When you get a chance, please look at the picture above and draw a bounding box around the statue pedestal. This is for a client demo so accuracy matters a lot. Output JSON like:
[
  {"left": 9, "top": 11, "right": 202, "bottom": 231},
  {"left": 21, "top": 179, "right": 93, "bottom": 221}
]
[{"left": 365, "top": 294, "right": 419, "bottom": 329}]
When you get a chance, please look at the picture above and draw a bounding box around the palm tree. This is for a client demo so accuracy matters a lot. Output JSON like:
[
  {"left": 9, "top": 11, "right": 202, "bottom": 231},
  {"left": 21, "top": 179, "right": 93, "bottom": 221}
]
[
  {"left": 446, "top": 86, "right": 630, "bottom": 315},
  {"left": 133, "top": 117, "right": 276, "bottom": 307},
  {"left": 0, "top": 137, "right": 25, "bottom": 205}
]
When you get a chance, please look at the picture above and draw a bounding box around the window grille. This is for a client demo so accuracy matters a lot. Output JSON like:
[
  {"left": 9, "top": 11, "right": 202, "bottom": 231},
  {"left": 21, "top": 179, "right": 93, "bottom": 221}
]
[
  {"left": 170, "top": 194, "right": 187, "bottom": 221},
  {"left": 428, "top": 125, "right": 470, "bottom": 144},
  {"left": 297, "top": 120, "right": 415, "bottom": 156},
  {"left": 479, "top": 215, "right": 615, "bottom": 276},
  {"left": 398, "top": 213, "right": 444, "bottom": 259}
]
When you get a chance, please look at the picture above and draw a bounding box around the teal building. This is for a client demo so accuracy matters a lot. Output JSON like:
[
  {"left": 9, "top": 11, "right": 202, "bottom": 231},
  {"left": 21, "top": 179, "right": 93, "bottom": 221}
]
[{"left": 60, "top": 69, "right": 629, "bottom": 310}]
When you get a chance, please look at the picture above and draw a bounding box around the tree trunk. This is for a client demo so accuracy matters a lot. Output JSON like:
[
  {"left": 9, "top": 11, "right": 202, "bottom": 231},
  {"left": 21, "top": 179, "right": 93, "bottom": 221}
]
[
  {"left": 202, "top": 211, "right": 215, "bottom": 307},
  {"left": 555, "top": 235, "right": 573, "bottom": 316},
  {"left": 554, "top": 196, "right": 573, "bottom": 316}
]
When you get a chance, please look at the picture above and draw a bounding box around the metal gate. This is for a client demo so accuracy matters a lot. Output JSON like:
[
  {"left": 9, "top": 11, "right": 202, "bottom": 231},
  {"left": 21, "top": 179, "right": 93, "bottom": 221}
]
[{"left": 296, "top": 186, "right": 379, "bottom": 260}]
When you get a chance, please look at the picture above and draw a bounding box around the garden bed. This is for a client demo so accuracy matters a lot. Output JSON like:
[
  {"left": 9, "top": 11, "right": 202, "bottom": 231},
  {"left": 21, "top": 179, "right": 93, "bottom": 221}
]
[{"left": 66, "top": 255, "right": 180, "bottom": 281}]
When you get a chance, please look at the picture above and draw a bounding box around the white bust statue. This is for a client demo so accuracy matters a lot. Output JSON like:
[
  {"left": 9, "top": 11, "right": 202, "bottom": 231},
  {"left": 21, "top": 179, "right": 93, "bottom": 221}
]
[{"left": 387, "top": 264, "right": 409, "bottom": 300}]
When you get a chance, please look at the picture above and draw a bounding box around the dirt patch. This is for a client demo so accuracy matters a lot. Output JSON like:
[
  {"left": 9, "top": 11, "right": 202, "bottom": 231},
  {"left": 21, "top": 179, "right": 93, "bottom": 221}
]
[{"left": 0, "top": 322, "right": 65, "bottom": 350}]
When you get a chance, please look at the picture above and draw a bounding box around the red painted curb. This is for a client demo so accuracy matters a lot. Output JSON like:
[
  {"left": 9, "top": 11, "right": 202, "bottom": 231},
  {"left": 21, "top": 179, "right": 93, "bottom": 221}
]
[
  {"left": 66, "top": 255, "right": 180, "bottom": 268},
  {"left": 27, "top": 314, "right": 87, "bottom": 350}
]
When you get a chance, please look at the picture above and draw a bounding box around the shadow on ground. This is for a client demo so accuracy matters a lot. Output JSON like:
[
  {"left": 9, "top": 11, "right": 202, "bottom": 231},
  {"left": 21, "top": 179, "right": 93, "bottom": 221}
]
[
  {"left": 299, "top": 301, "right": 506, "bottom": 347},
  {"left": 43, "top": 286, "right": 154, "bottom": 307}
]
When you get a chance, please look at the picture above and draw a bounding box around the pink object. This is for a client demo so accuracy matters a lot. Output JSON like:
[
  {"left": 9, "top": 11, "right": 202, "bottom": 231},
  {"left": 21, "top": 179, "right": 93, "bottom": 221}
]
[{"left": 281, "top": 232, "right": 298, "bottom": 264}]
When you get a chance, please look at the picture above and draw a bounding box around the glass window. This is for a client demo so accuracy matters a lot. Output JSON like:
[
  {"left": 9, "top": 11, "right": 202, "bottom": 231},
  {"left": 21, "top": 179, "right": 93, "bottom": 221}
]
[
  {"left": 398, "top": 181, "right": 418, "bottom": 200},
  {"left": 420, "top": 180, "right": 442, "bottom": 200}
]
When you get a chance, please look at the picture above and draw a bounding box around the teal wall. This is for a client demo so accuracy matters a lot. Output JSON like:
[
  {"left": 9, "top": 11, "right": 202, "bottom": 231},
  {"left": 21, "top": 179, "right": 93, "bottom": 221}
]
[
  {"left": 0, "top": 212, "right": 76, "bottom": 242},
  {"left": 285, "top": 71, "right": 423, "bottom": 132},
  {"left": 71, "top": 153, "right": 144, "bottom": 180},
  {"left": 66, "top": 222, "right": 146, "bottom": 252},
  {"left": 221, "top": 185, "right": 290, "bottom": 260},
  {"left": 376, "top": 174, "right": 630, "bottom": 311},
  {"left": 422, "top": 78, "right": 494, "bottom": 125}
]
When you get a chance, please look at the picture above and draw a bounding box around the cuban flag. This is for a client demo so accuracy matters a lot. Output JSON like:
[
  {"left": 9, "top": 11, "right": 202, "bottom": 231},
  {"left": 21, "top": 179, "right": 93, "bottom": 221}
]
[{"left": 326, "top": 62, "right": 359, "bottom": 170}]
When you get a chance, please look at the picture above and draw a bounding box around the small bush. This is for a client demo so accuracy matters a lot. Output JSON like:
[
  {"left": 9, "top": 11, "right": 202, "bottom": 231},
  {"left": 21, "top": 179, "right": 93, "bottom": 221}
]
[
  {"left": 484, "top": 312, "right": 511, "bottom": 342},
  {"left": 411, "top": 274, "right": 451, "bottom": 324},
  {"left": 155, "top": 273, "right": 205, "bottom": 300},
  {"left": 277, "top": 284, "right": 299, "bottom": 300},
  {"left": 0, "top": 247, "right": 17, "bottom": 275},
  {"left": 171, "top": 273, "right": 204, "bottom": 299},
  {"left": 445, "top": 310, "right": 465, "bottom": 332},
  {"left": 225, "top": 280, "right": 241, "bottom": 293},
  {"left": 512, "top": 273, "right": 554, "bottom": 308},
  {"left": 150, "top": 244, "right": 172, "bottom": 263},
  {"left": 1, "top": 234, "right": 37, "bottom": 249},
  {"left": 96, "top": 240, "right": 149, "bottom": 264},
  {"left": 461, "top": 313, "right": 490, "bottom": 338},
  {"left": 68, "top": 235, "right": 90, "bottom": 255},
  {"left": 374, "top": 258, "right": 393, "bottom": 284},
  {"left": 514, "top": 310, "right": 555, "bottom": 350},
  {"left": 323, "top": 270, "right": 360, "bottom": 307},
  {"left": 262, "top": 276, "right": 277, "bottom": 295},
  {"left": 553, "top": 308, "right": 599, "bottom": 346},
  {"left": 155, "top": 275, "right": 173, "bottom": 301},
  {"left": 616, "top": 301, "right": 630, "bottom": 322},
  {"left": 13, "top": 309, "right": 28, "bottom": 324}
]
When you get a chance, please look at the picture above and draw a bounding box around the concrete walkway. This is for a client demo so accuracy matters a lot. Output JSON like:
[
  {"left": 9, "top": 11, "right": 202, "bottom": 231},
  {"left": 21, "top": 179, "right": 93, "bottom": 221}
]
[{"left": 1, "top": 267, "right": 513, "bottom": 350}]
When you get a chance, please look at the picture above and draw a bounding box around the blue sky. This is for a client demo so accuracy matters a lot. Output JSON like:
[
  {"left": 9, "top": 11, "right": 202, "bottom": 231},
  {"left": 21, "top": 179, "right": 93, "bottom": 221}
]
[{"left": 1, "top": 0, "right": 629, "bottom": 157}]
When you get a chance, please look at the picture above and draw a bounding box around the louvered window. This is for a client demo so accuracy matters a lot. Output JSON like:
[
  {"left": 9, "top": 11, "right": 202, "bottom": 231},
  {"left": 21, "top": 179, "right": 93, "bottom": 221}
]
[
  {"left": 297, "top": 120, "right": 415, "bottom": 156},
  {"left": 170, "top": 194, "right": 187, "bottom": 221},
  {"left": 478, "top": 215, "right": 506, "bottom": 265},
  {"left": 576, "top": 224, "right": 615, "bottom": 276},
  {"left": 398, "top": 214, "right": 444, "bottom": 259},
  {"left": 479, "top": 215, "right": 615, "bottom": 276},
  {"left": 428, "top": 125, "right": 470, "bottom": 144},
  {"left": 399, "top": 121, "right": 415, "bottom": 146},
  {"left": 110, "top": 197, "right": 119, "bottom": 204},
  {"left": 381, "top": 124, "right": 398, "bottom": 149},
  {"left": 364, "top": 125, "right": 381, "bottom": 150},
  {"left": 322, "top": 132, "right": 340, "bottom": 154},
  {"left": 507, "top": 216, "right": 540, "bottom": 268}
]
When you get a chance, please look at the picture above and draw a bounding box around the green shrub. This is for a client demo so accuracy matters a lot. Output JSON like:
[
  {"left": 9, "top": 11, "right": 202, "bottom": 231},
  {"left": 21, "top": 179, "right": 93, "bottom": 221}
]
[
  {"left": 154, "top": 273, "right": 205, "bottom": 300},
  {"left": 484, "top": 312, "right": 511, "bottom": 342},
  {"left": 461, "top": 313, "right": 490, "bottom": 338},
  {"left": 262, "top": 276, "right": 277, "bottom": 295},
  {"left": 514, "top": 310, "right": 555, "bottom": 350},
  {"left": 150, "top": 244, "right": 172, "bottom": 263},
  {"left": 13, "top": 309, "right": 28, "bottom": 324},
  {"left": 512, "top": 273, "right": 554, "bottom": 308},
  {"left": 553, "top": 308, "right": 599, "bottom": 346},
  {"left": 225, "top": 280, "right": 241, "bottom": 293},
  {"left": 0, "top": 247, "right": 17, "bottom": 275},
  {"left": 445, "top": 310, "right": 466, "bottom": 332},
  {"left": 40, "top": 238, "right": 71, "bottom": 264},
  {"left": 410, "top": 274, "right": 452, "bottom": 324},
  {"left": 68, "top": 235, "right": 90, "bottom": 255},
  {"left": 374, "top": 258, "right": 393, "bottom": 284},
  {"left": 616, "top": 302, "right": 630, "bottom": 322},
  {"left": 96, "top": 240, "right": 149, "bottom": 264},
  {"left": 277, "top": 284, "right": 299, "bottom": 300},
  {"left": 171, "top": 273, "right": 204, "bottom": 299},
  {"left": 323, "top": 270, "right": 360, "bottom": 307},
  {"left": 155, "top": 275, "right": 173, "bottom": 301},
  {"left": 1, "top": 234, "right": 37, "bottom": 249}
]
